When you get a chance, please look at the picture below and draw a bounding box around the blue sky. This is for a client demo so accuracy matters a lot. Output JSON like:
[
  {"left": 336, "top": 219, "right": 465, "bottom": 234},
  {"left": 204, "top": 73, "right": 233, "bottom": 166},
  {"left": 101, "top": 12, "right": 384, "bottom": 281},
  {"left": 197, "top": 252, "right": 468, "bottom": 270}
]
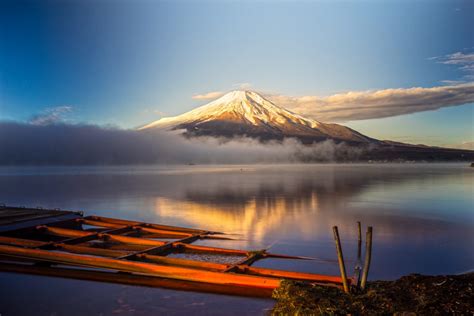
[{"left": 0, "top": 0, "right": 473, "bottom": 146}]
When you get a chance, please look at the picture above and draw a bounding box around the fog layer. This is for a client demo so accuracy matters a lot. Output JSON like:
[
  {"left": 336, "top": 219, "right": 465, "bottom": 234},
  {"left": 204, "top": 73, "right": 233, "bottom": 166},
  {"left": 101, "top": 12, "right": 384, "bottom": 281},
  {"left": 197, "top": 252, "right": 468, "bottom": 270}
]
[{"left": 0, "top": 122, "right": 365, "bottom": 165}]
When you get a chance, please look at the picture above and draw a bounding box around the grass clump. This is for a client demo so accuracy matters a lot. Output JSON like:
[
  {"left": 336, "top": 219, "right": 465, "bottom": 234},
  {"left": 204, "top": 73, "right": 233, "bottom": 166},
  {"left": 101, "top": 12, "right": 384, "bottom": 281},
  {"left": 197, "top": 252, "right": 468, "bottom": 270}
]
[{"left": 272, "top": 273, "right": 474, "bottom": 315}]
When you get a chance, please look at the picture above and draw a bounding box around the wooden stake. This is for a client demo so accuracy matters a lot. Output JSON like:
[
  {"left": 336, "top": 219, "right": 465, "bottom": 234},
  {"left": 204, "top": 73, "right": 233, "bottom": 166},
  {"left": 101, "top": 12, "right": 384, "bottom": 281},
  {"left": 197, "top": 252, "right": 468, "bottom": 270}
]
[
  {"left": 360, "top": 226, "right": 373, "bottom": 290},
  {"left": 357, "top": 221, "right": 362, "bottom": 260},
  {"left": 354, "top": 221, "right": 362, "bottom": 288},
  {"left": 332, "top": 226, "right": 349, "bottom": 293}
]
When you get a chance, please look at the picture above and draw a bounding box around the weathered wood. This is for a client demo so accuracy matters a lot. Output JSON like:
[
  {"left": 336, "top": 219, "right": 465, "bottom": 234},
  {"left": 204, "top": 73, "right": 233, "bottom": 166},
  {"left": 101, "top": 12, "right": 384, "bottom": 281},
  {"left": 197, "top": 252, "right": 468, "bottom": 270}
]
[
  {"left": 0, "top": 235, "right": 349, "bottom": 285},
  {"left": 0, "top": 236, "right": 48, "bottom": 248},
  {"left": 85, "top": 215, "right": 212, "bottom": 234},
  {"left": 39, "top": 225, "right": 167, "bottom": 247},
  {"left": 0, "top": 262, "right": 274, "bottom": 298},
  {"left": 140, "top": 254, "right": 227, "bottom": 271},
  {"left": 241, "top": 266, "right": 347, "bottom": 284},
  {"left": 58, "top": 244, "right": 129, "bottom": 258},
  {"left": 0, "top": 236, "right": 130, "bottom": 257},
  {"left": 116, "top": 234, "right": 201, "bottom": 260},
  {"left": 357, "top": 221, "right": 362, "bottom": 260},
  {"left": 333, "top": 226, "right": 350, "bottom": 293},
  {"left": 360, "top": 226, "right": 373, "bottom": 290},
  {"left": 37, "top": 225, "right": 137, "bottom": 247},
  {"left": 0, "top": 245, "right": 281, "bottom": 289},
  {"left": 135, "top": 226, "right": 193, "bottom": 238},
  {"left": 0, "top": 207, "right": 79, "bottom": 229},
  {"left": 355, "top": 221, "right": 362, "bottom": 288},
  {"left": 225, "top": 252, "right": 262, "bottom": 272},
  {"left": 80, "top": 218, "right": 195, "bottom": 239},
  {"left": 175, "top": 243, "right": 248, "bottom": 256},
  {"left": 0, "top": 206, "right": 357, "bottom": 297}
]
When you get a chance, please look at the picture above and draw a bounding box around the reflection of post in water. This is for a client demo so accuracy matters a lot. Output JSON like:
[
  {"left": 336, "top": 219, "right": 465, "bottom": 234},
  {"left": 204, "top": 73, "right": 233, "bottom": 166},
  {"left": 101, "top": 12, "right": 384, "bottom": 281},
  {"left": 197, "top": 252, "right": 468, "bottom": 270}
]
[{"left": 361, "top": 226, "right": 373, "bottom": 290}]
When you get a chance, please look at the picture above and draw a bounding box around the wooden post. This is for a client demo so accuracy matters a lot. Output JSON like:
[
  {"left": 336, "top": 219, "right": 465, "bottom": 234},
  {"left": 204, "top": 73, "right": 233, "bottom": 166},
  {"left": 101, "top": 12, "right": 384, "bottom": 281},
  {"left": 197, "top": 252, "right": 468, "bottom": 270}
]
[
  {"left": 360, "top": 226, "right": 373, "bottom": 290},
  {"left": 332, "top": 226, "right": 349, "bottom": 293},
  {"left": 357, "top": 221, "right": 362, "bottom": 260},
  {"left": 354, "top": 221, "right": 362, "bottom": 288}
]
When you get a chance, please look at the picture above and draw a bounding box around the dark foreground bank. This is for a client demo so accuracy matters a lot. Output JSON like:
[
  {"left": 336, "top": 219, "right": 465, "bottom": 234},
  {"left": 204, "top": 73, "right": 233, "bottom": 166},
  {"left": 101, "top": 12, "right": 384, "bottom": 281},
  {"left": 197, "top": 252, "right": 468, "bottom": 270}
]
[{"left": 272, "top": 273, "right": 473, "bottom": 315}]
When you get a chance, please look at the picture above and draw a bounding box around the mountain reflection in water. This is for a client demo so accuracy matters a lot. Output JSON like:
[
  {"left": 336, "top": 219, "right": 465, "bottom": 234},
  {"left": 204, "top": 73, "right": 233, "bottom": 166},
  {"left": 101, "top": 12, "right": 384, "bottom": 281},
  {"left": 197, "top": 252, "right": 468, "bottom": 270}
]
[{"left": 0, "top": 164, "right": 472, "bottom": 315}]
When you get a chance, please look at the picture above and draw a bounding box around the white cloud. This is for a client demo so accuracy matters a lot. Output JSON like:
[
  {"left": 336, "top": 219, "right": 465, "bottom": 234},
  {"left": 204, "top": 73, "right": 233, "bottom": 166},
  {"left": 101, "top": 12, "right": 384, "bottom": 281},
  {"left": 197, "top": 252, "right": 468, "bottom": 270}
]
[
  {"left": 192, "top": 91, "right": 225, "bottom": 100},
  {"left": 431, "top": 51, "right": 474, "bottom": 82},
  {"left": 29, "top": 106, "right": 74, "bottom": 126},
  {"left": 436, "top": 52, "right": 474, "bottom": 65},
  {"left": 265, "top": 82, "right": 474, "bottom": 122}
]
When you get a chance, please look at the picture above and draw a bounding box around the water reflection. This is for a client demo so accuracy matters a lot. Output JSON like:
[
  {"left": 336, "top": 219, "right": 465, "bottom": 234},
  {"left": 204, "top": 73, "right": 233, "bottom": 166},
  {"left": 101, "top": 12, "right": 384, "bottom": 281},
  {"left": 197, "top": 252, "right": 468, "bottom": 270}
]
[
  {"left": 153, "top": 195, "right": 321, "bottom": 243},
  {"left": 0, "top": 164, "right": 472, "bottom": 315}
]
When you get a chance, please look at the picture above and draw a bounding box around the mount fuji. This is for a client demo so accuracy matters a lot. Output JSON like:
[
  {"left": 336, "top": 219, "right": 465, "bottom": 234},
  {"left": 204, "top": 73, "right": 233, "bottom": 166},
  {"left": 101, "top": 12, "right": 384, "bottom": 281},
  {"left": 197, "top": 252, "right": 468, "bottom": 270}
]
[
  {"left": 139, "top": 90, "right": 376, "bottom": 144},
  {"left": 139, "top": 90, "right": 474, "bottom": 161}
]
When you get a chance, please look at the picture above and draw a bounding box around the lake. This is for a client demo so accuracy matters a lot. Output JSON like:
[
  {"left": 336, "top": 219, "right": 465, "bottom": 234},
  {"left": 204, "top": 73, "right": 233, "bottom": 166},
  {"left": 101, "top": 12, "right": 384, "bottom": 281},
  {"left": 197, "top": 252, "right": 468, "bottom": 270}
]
[{"left": 0, "top": 163, "right": 473, "bottom": 315}]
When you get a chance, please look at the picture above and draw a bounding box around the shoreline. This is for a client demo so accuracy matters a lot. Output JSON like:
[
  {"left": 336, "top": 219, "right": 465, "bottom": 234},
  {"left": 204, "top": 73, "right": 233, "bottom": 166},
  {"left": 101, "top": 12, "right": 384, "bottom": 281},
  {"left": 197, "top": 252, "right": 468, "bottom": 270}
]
[{"left": 272, "top": 273, "right": 474, "bottom": 315}]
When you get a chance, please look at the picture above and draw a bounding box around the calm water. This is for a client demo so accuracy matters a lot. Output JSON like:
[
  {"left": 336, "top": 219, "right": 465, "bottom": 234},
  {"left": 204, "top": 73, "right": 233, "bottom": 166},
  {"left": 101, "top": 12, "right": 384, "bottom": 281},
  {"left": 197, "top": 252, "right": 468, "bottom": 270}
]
[{"left": 0, "top": 164, "right": 473, "bottom": 315}]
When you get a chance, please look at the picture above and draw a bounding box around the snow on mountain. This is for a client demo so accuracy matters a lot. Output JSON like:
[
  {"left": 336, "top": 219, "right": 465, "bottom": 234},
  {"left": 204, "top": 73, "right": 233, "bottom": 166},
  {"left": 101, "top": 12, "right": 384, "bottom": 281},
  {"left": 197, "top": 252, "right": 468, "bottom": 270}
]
[{"left": 139, "top": 90, "right": 375, "bottom": 144}]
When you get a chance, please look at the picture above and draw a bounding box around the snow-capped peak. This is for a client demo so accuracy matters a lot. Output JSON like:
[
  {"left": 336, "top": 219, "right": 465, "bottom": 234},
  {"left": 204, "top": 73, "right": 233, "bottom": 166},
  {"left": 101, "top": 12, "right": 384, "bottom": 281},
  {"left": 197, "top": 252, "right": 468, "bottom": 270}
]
[
  {"left": 139, "top": 90, "right": 322, "bottom": 130},
  {"left": 138, "top": 90, "right": 373, "bottom": 144}
]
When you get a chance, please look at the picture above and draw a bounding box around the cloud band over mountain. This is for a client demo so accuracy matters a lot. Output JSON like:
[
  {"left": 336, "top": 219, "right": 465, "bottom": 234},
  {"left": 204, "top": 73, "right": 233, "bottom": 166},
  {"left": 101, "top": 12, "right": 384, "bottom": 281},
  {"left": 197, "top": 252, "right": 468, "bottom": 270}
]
[
  {"left": 268, "top": 83, "right": 474, "bottom": 122},
  {"left": 194, "top": 83, "right": 474, "bottom": 122}
]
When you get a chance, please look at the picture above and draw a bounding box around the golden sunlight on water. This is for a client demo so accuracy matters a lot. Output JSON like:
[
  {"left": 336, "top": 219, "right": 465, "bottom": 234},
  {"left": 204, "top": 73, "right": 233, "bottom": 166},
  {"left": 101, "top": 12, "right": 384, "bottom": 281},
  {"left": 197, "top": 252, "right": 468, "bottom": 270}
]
[{"left": 152, "top": 194, "right": 320, "bottom": 244}]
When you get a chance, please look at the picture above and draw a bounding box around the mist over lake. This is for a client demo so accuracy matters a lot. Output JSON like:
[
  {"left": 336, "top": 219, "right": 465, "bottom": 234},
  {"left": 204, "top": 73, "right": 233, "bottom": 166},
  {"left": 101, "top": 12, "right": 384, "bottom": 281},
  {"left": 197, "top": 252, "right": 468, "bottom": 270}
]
[{"left": 0, "top": 163, "right": 472, "bottom": 315}]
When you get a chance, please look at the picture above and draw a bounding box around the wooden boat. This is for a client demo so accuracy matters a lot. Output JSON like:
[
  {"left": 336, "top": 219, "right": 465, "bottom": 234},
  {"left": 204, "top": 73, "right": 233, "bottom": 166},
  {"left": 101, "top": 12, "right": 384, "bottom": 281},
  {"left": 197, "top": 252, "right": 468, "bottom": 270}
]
[{"left": 0, "top": 205, "right": 352, "bottom": 297}]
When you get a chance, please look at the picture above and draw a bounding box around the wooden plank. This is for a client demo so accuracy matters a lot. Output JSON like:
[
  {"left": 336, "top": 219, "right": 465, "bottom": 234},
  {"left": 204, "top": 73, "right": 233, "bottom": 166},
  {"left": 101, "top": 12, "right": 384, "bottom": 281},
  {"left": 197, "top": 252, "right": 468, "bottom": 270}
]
[
  {"left": 0, "top": 262, "right": 273, "bottom": 298},
  {"left": 57, "top": 244, "right": 129, "bottom": 258},
  {"left": 0, "top": 235, "right": 345, "bottom": 284},
  {"left": 37, "top": 225, "right": 160, "bottom": 247},
  {"left": 139, "top": 254, "right": 227, "bottom": 271},
  {"left": 137, "top": 226, "right": 193, "bottom": 238},
  {"left": 225, "top": 252, "right": 262, "bottom": 272},
  {"left": 39, "top": 226, "right": 254, "bottom": 257},
  {"left": 175, "top": 243, "right": 248, "bottom": 256},
  {"left": 0, "top": 236, "right": 129, "bottom": 257},
  {"left": 116, "top": 234, "right": 201, "bottom": 259},
  {"left": 240, "top": 266, "right": 347, "bottom": 284},
  {"left": 85, "top": 215, "right": 213, "bottom": 234},
  {"left": 0, "top": 213, "right": 81, "bottom": 233},
  {"left": 79, "top": 219, "right": 194, "bottom": 238},
  {"left": 0, "top": 245, "right": 281, "bottom": 289},
  {"left": 0, "top": 236, "right": 48, "bottom": 248}
]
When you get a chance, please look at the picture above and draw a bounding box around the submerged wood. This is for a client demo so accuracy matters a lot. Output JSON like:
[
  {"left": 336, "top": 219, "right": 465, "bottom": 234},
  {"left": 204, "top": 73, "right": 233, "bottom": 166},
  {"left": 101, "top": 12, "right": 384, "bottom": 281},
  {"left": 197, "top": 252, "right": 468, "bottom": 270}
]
[
  {"left": 0, "top": 262, "right": 274, "bottom": 298},
  {"left": 0, "top": 244, "right": 281, "bottom": 289},
  {"left": 0, "top": 206, "right": 354, "bottom": 297},
  {"left": 39, "top": 226, "right": 254, "bottom": 256},
  {"left": 0, "top": 235, "right": 346, "bottom": 284}
]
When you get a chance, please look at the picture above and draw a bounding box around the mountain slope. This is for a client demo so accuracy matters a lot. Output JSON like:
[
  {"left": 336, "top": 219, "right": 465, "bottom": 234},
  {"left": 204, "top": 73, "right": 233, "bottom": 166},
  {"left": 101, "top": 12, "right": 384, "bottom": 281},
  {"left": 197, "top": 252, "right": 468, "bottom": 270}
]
[{"left": 139, "top": 90, "right": 376, "bottom": 144}]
